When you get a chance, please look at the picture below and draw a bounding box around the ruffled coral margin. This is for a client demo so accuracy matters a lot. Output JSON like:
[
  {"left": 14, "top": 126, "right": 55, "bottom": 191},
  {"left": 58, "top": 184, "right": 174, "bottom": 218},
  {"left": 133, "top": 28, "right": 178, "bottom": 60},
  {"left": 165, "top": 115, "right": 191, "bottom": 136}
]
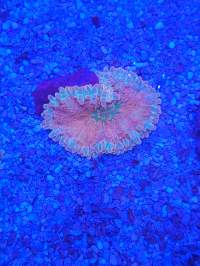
[{"left": 41, "top": 67, "right": 161, "bottom": 158}]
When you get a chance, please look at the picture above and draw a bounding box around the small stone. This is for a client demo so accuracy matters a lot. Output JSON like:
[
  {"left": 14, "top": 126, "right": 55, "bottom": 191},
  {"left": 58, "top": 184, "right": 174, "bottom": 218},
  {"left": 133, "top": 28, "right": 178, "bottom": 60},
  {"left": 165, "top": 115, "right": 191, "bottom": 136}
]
[
  {"left": 168, "top": 41, "right": 176, "bottom": 49},
  {"left": 33, "top": 125, "right": 41, "bottom": 132},
  {"left": 11, "top": 21, "right": 18, "bottom": 29},
  {"left": 23, "top": 60, "right": 29, "bottom": 66},
  {"left": 155, "top": 21, "right": 164, "bottom": 30},
  {"left": 101, "top": 46, "right": 108, "bottom": 54},
  {"left": 166, "top": 187, "right": 173, "bottom": 193},
  {"left": 100, "top": 258, "right": 106, "bottom": 264},
  {"left": 80, "top": 13, "right": 85, "bottom": 19},
  {"left": 110, "top": 254, "right": 118, "bottom": 265},
  {"left": 2, "top": 21, "right": 11, "bottom": 30},
  {"left": 47, "top": 174, "right": 54, "bottom": 181},
  {"left": 162, "top": 205, "right": 168, "bottom": 217},
  {"left": 103, "top": 194, "right": 109, "bottom": 203},
  {"left": 85, "top": 170, "right": 91, "bottom": 177},
  {"left": 127, "top": 208, "right": 135, "bottom": 223},
  {"left": 55, "top": 164, "right": 62, "bottom": 174},
  {"left": 0, "top": 9, "right": 9, "bottom": 22},
  {"left": 9, "top": 72, "right": 17, "bottom": 78},
  {"left": 116, "top": 174, "right": 124, "bottom": 181},
  {"left": 134, "top": 61, "right": 148, "bottom": 68},
  {"left": 127, "top": 21, "right": 134, "bottom": 29},
  {"left": 76, "top": 0, "right": 83, "bottom": 9},
  {"left": 112, "top": 186, "right": 124, "bottom": 199},
  {"left": 131, "top": 159, "right": 139, "bottom": 166},
  {"left": 19, "top": 66, "right": 24, "bottom": 73},
  {"left": 191, "top": 196, "right": 198, "bottom": 203},
  {"left": 91, "top": 16, "right": 101, "bottom": 28},
  {"left": 191, "top": 50, "right": 196, "bottom": 56},
  {"left": 171, "top": 97, "right": 176, "bottom": 105},
  {"left": 67, "top": 21, "right": 76, "bottom": 28},
  {"left": 0, "top": 149, "right": 5, "bottom": 159},
  {"left": 187, "top": 72, "right": 193, "bottom": 79},
  {"left": 20, "top": 202, "right": 33, "bottom": 213},
  {"left": 6, "top": 48, "right": 11, "bottom": 55},
  {"left": 53, "top": 67, "right": 60, "bottom": 74},
  {"left": 23, "top": 17, "right": 29, "bottom": 24},
  {"left": 97, "top": 241, "right": 103, "bottom": 249}
]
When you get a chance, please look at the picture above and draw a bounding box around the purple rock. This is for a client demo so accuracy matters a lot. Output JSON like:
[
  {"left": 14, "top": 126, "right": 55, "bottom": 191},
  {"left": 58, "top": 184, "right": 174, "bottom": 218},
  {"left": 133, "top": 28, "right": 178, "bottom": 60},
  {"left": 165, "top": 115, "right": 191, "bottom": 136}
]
[
  {"left": 63, "top": 234, "right": 75, "bottom": 244},
  {"left": 87, "top": 234, "right": 95, "bottom": 247},
  {"left": 67, "top": 247, "right": 80, "bottom": 258},
  {"left": 0, "top": 9, "right": 9, "bottom": 22},
  {"left": 170, "top": 229, "right": 184, "bottom": 241},
  {"left": 103, "top": 207, "right": 119, "bottom": 218},
  {"left": 91, "top": 16, "right": 101, "bottom": 28},
  {"left": 7, "top": 231, "right": 17, "bottom": 246},
  {"left": 112, "top": 186, "right": 125, "bottom": 199},
  {"left": 21, "top": 235, "right": 31, "bottom": 247},
  {"left": 167, "top": 221, "right": 185, "bottom": 241},
  {"left": 127, "top": 208, "right": 135, "bottom": 223},
  {"left": 15, "top": 51, "right": 29, "bottom": 64},
  {"left": 131, "top": 159, "right": 140, "bottom": 166},
  {"left": 139, "top": 179, "right": 151, "bottom": 191},
  {"left": 187, "top": 255, "right": 200, "bottom": 266},
  {"left": 32, "top": 68, "right": 99, "bottom": 115},
  {"left": 143, "top": 228, "right": 157, "bottom": 244}
]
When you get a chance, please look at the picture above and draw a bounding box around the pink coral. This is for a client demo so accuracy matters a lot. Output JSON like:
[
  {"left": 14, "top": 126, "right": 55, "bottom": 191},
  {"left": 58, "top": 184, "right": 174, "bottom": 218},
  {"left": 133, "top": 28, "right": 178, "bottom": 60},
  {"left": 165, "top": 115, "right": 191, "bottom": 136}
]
[{"left": 41, "top": 67, "right": 161, "bottom": 158}]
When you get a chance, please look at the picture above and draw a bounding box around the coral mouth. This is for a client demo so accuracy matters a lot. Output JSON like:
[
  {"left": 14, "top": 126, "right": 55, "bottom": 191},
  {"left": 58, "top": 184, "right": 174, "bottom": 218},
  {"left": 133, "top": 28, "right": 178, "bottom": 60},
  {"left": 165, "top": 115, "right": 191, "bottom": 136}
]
[{"left": 91, "top": 101, "right": 122, "bottom": 122}]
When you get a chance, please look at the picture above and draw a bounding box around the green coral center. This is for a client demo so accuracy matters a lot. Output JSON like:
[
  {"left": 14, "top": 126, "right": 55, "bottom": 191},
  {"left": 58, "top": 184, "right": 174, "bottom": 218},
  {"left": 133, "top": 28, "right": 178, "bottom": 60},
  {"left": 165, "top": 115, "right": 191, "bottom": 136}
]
[{"left": 91, "top": 101, "right": 121, "bottom": 122}]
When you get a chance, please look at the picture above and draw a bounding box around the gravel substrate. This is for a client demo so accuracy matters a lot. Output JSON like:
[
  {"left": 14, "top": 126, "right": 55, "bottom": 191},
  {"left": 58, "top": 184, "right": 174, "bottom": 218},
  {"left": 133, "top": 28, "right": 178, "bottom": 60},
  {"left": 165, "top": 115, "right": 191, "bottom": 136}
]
[{"left": 0, "top": 0, "right": 200, "bottom": 265}]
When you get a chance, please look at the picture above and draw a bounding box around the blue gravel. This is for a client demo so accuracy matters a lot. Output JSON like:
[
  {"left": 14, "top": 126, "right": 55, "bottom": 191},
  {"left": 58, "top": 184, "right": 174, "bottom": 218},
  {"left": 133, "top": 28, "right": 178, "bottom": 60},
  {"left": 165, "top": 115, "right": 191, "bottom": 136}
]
[{"left": 0, "top": 0, "right": 200, "bottom": 265}]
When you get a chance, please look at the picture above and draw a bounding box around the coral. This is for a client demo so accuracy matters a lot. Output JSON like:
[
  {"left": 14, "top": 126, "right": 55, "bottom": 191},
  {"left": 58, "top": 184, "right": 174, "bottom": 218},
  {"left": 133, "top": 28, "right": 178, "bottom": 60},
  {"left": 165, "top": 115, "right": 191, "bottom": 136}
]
[{"left": 41, "top": 67, "right": 161, "bottom": 158}]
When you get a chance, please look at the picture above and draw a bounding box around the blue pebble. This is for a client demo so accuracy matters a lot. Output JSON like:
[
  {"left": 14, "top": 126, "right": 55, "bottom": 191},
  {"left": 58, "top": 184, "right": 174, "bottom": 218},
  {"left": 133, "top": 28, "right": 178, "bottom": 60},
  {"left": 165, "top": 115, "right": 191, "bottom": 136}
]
[
  {"left": 97, "top": 241, "right": 103, "bottom": 249},
  {"left": 162, "top": 205, "right": 168, "bottom": 217},
  {"left": 127, "top": 21, "right": 134, "bottom": 29},
  {"left": 2, "top": 21, "right": 11, "bottom": 30},
  {"left": 168, "top": 41, "right": 176, "bottom": 48},
  {"left": 47, "top": 174, "right": 54, "bottom": 181},
  {"left": 100, "top": 258, "right": 106, "bottom": 264},
  {"left": 191, "top": 196, "right": 198, "bottom": 203},
  {"left": 33, "top": 125, "right": 41, "bottom": 132},
  {"left": 19, "top": 66, "right": 24, "bottom": 73},
  {"left": 76, "top": 0, "right": 83, "bottom": 9},
  {"left": 6, "top": 49, "right": 11, "bottom": 55},
  {"left": 9, "top": 72, "right": 17, "bottom": 78},
  {"left": 53, "top": 67, "right": 60, "bottom": 74},
  {"left": 23, "top": 17, "right": 29, "bottom": 24},
  {"left": 23, "top": 60, "right": 29, "bottom": 66},
  {"left": 0, "top": 48, "right": 5, "bottom": 55},
  {"left": 135, "top": 61, "right": 148, "bottom": 68},
  {"left": 110, "top": 255, "right": 118, "bottom": 265},
  {"left": 11, "top": 22, "right": 18, "bottom": 29},
  {"left": 85, "top": 171, "right": 91, "bottom": 177},
  {"left": 187, "top": 72, "right": 193, "bottom": 79},
  {"left": 21, "top": 202, "right": 33, "bottom": 213},
  {"left": 155, "top": 21, "right": 164, "bottom": 30},
  {"left": 171, "top": 97, "right": 176, "bottom": 105},
  {"left": 166, "top": 187, "right": 173, "bottom": 193},
  {"left": 55, "top": 164, "right": 62, "bottom": 173}
]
